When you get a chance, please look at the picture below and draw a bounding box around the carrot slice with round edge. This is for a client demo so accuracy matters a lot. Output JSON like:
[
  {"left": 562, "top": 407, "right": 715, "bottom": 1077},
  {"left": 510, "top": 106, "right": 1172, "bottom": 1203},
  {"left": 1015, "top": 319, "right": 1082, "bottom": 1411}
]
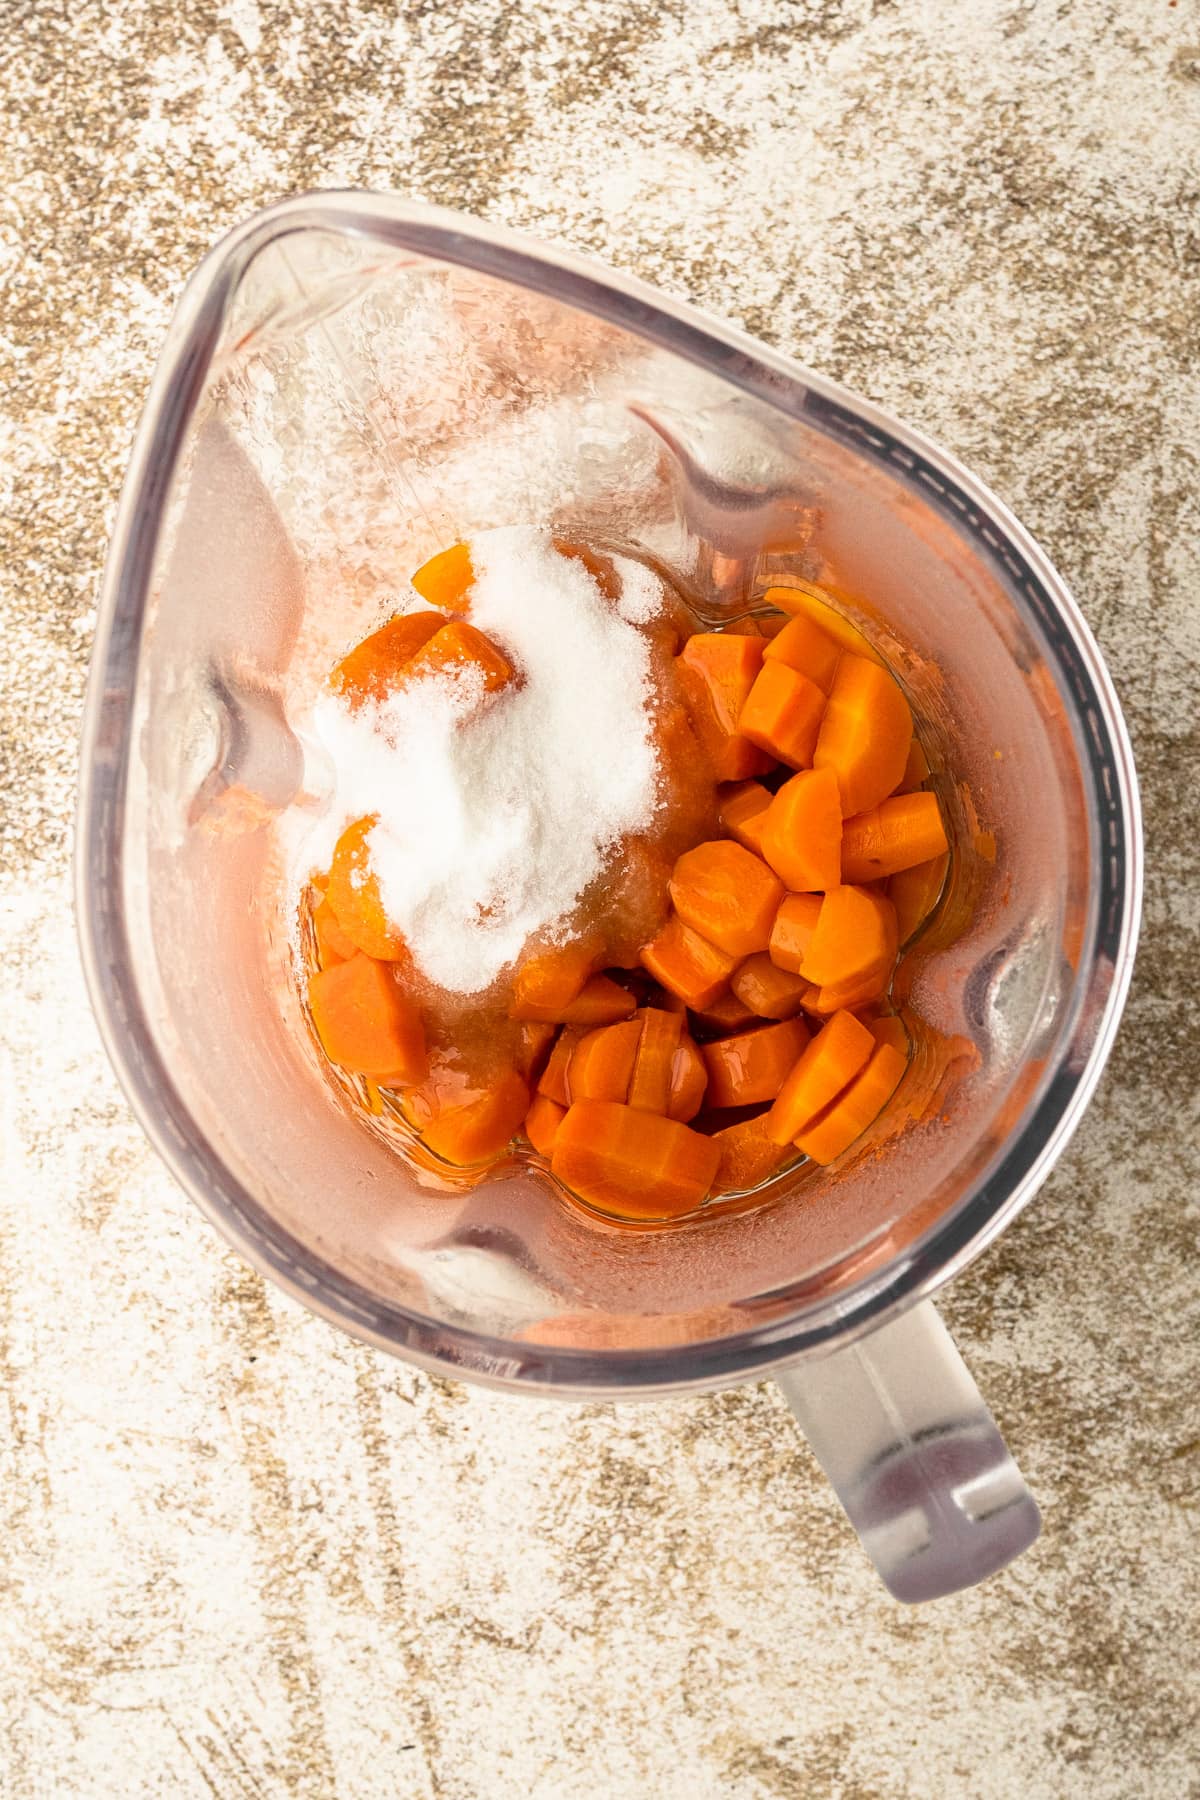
[
  {"left": 738, "top": 662, "right": 826, "bottom": 769},
  {"left": 764, "top": 1009, "right": 875, "bottom": 1145},
  {"left": 889, "top": 851, "right": 951, "bottom": 944},
  {"left": 667, "top": 1037, "right": 707, "bottom": 1122},
  {"left": 688, "top": 989, "right": 759, "bottom": 1035},
  {"left": 701, "top": 1017, "right": 810, "bottom": 1109},
  {"left": 313, "top": 894, "right": 358, "bottom": 966},
  {"left": 628, "top": 1006, "right": 684, "bottom": 1113},
  {"left": 555, "top": 976, "right": 638, "bottom": 1027},
  {"left": 640, "top": 914, "right": 737, "bottom": 1010},
  {"left": 712, "top": 1111, "right": 793, "bottom": 1194},
  {"left": 308, "top": 954, "right": 427, "bottom": 1082},
  {"left": 675, "top": 634, "right": 774, "bottom": 782},
  {"left": 418, "top": 1068, "right": 530, "bottom": 1166},
  {"left": 405, "top": 618, "right": 515, "bottom": 694},
  {"left": 806, "top": 963, "right": 894, "bottom": 1015},
  {"left": 762, "top": 584, "right": 884, "bottom": 662},
  {"left": 509, "top": 937, "right": 600, "bottom": 1019},
  {"left": 768, "top": 893, "right": 823, "bottom": 975},
  {"left": 537, "top": 1026, "right": 587, "bottom": 1105},
  {"left": 326, "top": 815, "right": 407, "bottom": 961},
  {"left": 669, "top": 839, "right": 785, "bottom": 959},
  {"left": 841, "top": 792, "right": 949, "bottom": 883},
  {"left": 410, "top": 542, "right": 475, "bottom": 610},
  {"left": 329, "top": 611, "right": 446, "bottom": 707},
  {"left": 718, "top": 780, "right": 772, "bottom": 858},
  {"left": 762, "top": 613, "right": 842, "bottom": 693},
  {"left": 732, "top": 952, "right": 814, "bottom": 1019},
  {"left": 760, "top": 768, "right": 843, "bottom": 893},
  {"left": 524, "top": 1093, "right": 566, "bottom": 1157},
  {"left": 515, "top": 1021, "right": 557, "bottom": 1083},
  {"left": 796, "top": 1043, "right": 906, "bottom": 1165},
  {"left": 800, "top": 885, "right": 899, "bottom": 989},
  {"left": 551, "top": 1100, "right": 720, "bottom": 1220},
  {"left": 814, "top": 654, "right": 913, "bottom": 815},
  {"left": 567, "top": 1018, "right": 642, "bottom": 1102}
]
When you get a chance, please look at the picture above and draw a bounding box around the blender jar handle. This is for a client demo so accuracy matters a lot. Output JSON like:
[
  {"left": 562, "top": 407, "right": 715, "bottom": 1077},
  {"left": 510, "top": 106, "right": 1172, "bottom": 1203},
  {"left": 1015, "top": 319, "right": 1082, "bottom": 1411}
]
[{"left": 774, "top": 1299, "right": 1041, "bottom": 1602}]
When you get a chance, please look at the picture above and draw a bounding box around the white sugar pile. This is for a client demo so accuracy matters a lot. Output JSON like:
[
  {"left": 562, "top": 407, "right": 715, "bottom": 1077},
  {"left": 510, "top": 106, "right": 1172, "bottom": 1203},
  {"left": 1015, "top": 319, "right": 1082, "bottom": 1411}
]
[{"left": 297, "top": 527, "right": 663, "bottom": 994}]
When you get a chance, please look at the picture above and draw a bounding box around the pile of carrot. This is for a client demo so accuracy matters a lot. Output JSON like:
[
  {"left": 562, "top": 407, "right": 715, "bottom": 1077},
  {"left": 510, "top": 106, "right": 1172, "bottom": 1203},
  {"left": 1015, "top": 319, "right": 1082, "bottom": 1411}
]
[{"left": 303, "top": 552, "right": 962, "bottom": 1224}]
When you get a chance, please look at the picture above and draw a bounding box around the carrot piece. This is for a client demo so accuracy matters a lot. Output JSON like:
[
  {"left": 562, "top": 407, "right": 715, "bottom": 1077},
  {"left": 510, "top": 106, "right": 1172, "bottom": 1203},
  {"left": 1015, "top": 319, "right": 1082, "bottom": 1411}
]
[
  {"left": 889, "top": 851, "right": 950, "bottom": 944},
  {"left": 762, "top": 584, "right": 884, "bottom": 662},
  {"left": 567, "top": 1018, "right": 642, "bottom": 1102},
  {"left": 800, "top": 886, "right": 899, "bottom": 989},
  {"left": 555, "top": 976, "right": 638, "bottom": 1026},
  {"left": 814, "top": 654, "right": 913, "bottom": 815},
  {"left": 841, "top": 792, "right": 949, "bottom": 883},
  {"left": 313, "top": 895, "right": 358, "bottom": 966},
  {"left": 768, "top": 893, "right": 823, "bottom": 974},
  {"left": 524, "top": 1093, "right": 566, "bottom": 1157},
  {"left": 738, "top": 661, "right": 826, "bottom": 769},
  {"left": 796, "top": 1043, "right": 906, "bottom": 1165},
  {"left": 897, "top": 737, "right": 931, "bottom": 793},
  {"left": 537, "top": 1026, "right": 587, "bottom": 1105},
  {"left": 419, "top": 1068, "right": 530, "bottom": 1166},
  {"left": 509, "top": 937, "right": 600, "bottom": 1020},
  {"left": 410, "top": 542, "right": 475, "bottom": 610},
  {"left": 329, "top": 611, "right": 446, "bottom": 707},
  {"left": 669, "top": 839, "right": 785, "bottom": 959},
  {"left": 667, "top": 1037, "right": 707, "bottom": 1122},
  {"left": 405, "top": 619, "right": 514, "bottom": 694},
  {"left": 701, "top": 1018, "right": 810, "bottom": 1109},
  {"left": 551, "top": 1100, "right": 720, "bottom": 1220},
  {"left": 764, "top": 1009, "right": 875, "bottom": 1145},
  {"left": 326, "top": 816, "right": 407, "bottom": 961},
  {"left": 308, "top": 954, "right": 427, "bottom": 1082},
  {"left": 732, "top": 952, "right": 814, "bottom": 1019},
  {"left": 640, "top": 914, "right": 737, "bottom": 1010},
  {"left": 718, "top": 780, "right": 773, "bottom": 858},
  {"left": 806, "top": 964, "right": 895, "bottom": 1015},
  {"left": 515, "top": 1021, "right": 557, "bottom": 1082},
  {"left": 866, "top": 1013, "right": 910, "bottom": 1057},
  {"left": 627, "top": 1006, "right": 684, "bottom": 1113},
  {"left": 712, "top": 1111, "right": 793, "bottom": 1194},
  {"left": 675, "top": 634, "right": 774, "bottom": 781},
  {"left": 763, "top": 613, "right": 842, "bottom": 693},
  {"left": 760, "top": 768, "right": 843, "bottom": 893},
  {"left": 689, "top": 989, "right": 759, "bottom": 1035}
]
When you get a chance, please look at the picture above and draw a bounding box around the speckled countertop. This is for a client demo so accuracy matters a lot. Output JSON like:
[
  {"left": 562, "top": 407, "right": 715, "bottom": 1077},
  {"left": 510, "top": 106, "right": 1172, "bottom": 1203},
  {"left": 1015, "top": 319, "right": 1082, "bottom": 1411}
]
[{"left": 3, "top": 2, "right": 1199, "bottom": 1795}]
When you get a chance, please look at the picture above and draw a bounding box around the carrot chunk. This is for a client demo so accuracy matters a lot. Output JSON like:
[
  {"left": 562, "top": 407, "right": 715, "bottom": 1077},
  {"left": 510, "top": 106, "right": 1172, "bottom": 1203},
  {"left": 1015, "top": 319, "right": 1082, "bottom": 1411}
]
[
  {"left": 405, "top": 619, "right": 515, "bottom": 694},
  {"left": 419, "top": 1068, "right": 530, "bottom": 1166},
  {"left": 329, "top": 611, "right": 446, "bottom": 707},
  {"left": 567, "top": 1018, "right": 642, "bottom": 1103},
  {"left": 732, "top": 952, "right": 814, "bottom": 1019},
  {"left": 308, "top": 954, "right": 427, "bottom": 1082},
  {"left": 313, "top": 895, "right": 359, "bottom": 967},
  {"left": 840, "top": 791, "right": 949, "bottom": 882},
  {"left": 410, "top": 542, "right": 475, "bottom": 610},
  {"left": 763, "top": 585, "right": 884, "bottom": 662},
  {"left": 628, "top": 1006, "right": 684, "bottom": 1113},
  {"left": 801, "top": 885, "right": 898, "bottom": 990},
  {"left": 524, "top": 1093, "right": 566, "bottom": 1157},
  {"left": 675, "top": 634, "right": 774, "bottom": 781},
  {"left": 554, "top": 976, "right": 638, "bottom": 1027},
  {"left": 762, "top": 613, "right": 842, "bottom": 693},
  {"left": 537, "top": 1026, "right": 587, "bottom": 1105},
  {"left": 768, "top": 893, "right": 823, "bottom": 974},
  {"left": 688, "top": 989, "right": 759, "bottom": 1035},
  {"left": 667, "top": 1037, "right": 707, "bottom": 1122},
  {"left": 889, "top": 851, "right": 951, "bottom": 944},
  {"left": 806, "top": 965, "right": 894, "bottom": 1015},
  {"left": 738, "top": 662, "right": 826, "bottom": 768},
  {"left": 669, "top": 840, "right": 785, "bottom": 959},
  {"left": 326, "top": 816, "right": 407, "bottom": 961},
  {"left": 640, "top": 914, "right": 737, "bottom": 1010},
  {"left": 701, "top": 1017, "right": 810, "bottom": 1108},
  {"left": 509, "top": 937, "right": 599, "bottom": 1020},
  {"left": 760, "top": 768, "right": 843, "bottom": 893},
  {"left": 718, "top": 780, "right": 772, "bottom": 858},
  {"left": 795, "top": 1043, "right": 907, "bottom": 1165},
  {"left": 712, "top": 1111, "right": 793, "bottom": 1194},
  {"left": 764, "top": 1009, "right": 875, "bottom": 1146},
  {"left": 551, "top": 1100, "right": 720, "bottom": 1220},
  {"left": 814, "top": 654, "right": 913, "bottom": 815}
]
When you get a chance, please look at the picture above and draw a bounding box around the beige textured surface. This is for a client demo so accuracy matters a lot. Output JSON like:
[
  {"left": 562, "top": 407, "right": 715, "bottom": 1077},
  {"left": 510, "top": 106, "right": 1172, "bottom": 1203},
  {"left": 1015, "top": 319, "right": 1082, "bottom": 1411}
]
[{"left": 3, "top": 2, "right": 1199, "bottom": 1795}]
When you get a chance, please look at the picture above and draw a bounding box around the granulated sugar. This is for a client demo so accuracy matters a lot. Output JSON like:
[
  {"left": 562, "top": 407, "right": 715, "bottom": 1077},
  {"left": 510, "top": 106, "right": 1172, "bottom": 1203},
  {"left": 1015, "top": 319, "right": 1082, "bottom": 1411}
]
[{"left": 297, "top": 528, "right": 661, "bottom": 994}]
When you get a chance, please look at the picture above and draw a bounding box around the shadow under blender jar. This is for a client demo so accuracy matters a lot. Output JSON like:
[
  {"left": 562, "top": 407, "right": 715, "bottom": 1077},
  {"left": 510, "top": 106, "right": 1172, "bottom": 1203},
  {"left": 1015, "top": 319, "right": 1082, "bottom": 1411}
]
[{"left": 77, "top": 197, "right": 1140, "bottom": 1603}]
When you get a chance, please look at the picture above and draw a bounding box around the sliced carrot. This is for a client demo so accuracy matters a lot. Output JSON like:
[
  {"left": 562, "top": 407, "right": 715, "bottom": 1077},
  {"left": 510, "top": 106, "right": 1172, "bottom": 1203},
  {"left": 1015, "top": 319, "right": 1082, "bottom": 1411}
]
[
  {"left": 329, "top": 611, "right": 446, "bottom": 707},
  {"left": 326, "top": 816, "right": 407, "bottom": 961},
  {"left": 718, "top": 780, "right": 772, "bottom": 858},
  {"left": 567, "top": 1018, "right": 642, "bottom": 1103},
  {"left": 419, "top": 1068, "right": 530, "bottom": 1166},
  {"left": 762, "top": 613, "right": 842, "bottom": 693},
  {"left": 701, "top": 1017, "right": 810, "bottom": 1109},
  {"left": 640, "top": 914, "right": 737, "bottom": 1010},
  {"left": 814, "top": 654, "right": 913, "bottom": 815},
  {"left": 557, "top": 976, "right": 638, "bottom": 1026},
  {"left": 405, "top": 618, "right": 515, "bottom": 694},
  {"left": 537, "top": 1026, "right": 587, "bottom": 1105},
  {"left": 712, "top": 1111, "right": 793, "bottom": 1194},
  {"left": 732, "top": 952, "right": 814, "bottom": 1019},
  {"left": 840, "top": 792, "right": 949, "bottom": 882},
  {"left": 763, "top": 584, "right": 883, "bottom": 662},
  {"left": 524, "top": 1093, "right": 566, "bottom": 1157},
  {"left": 308, "top": 954, "right": 427, "bottom": 1082},
  {"left": 509, "top": 937, "right": 600, "bottom": 1020},
  {"left": 667, "top": 1037, "right": 707, "bottom": 1122},
  {"left": 669, "top": 840, "right": 785, "bottom": 959},
  {"left": 628, "top": 1006, "right": 684, "bottom": 1113},
  {"left": 551, "top": 1100, "right": 720, "bottom": 1220},
  {"left": 675, "top": 634, "right": 774, "bottom": 781},
  {"left": 897, "top": 737, "right": 931, "bottom": 792},
  {"left": 738, "top": 661, "right": 826, "bottom": 768},
  {"left": 313, "top": 895, "right": 359, "bottom": 966},
  {"left": 796, "top": 1043, "right": 906, "bottom": 1165},
  {"left": 889, "top": 851, "right": 950, "bottom": 944},
  {"left": 515, "top": 1021, "right": 557, "bottom": 1083},
  {"left": 768, "top": 893, "right": 823, "bottom": 974},
  {"left": 688, "top": 990, "right": 760, "bottom": 1035},
  {"left": 411, "top": 542, "right": 475, "bottom": 610},
  {"left": 764, "top": 1009, "right": 875, "bottom": 1146},
  {"left": 760, "top": 768, "right": 843, "bottom": 893},
  {"left": 806, "top": 964, "right": 894, "bottom": 1015},
  {"left": 800, "top": 886, "right": 899, "bottom": 989}
]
